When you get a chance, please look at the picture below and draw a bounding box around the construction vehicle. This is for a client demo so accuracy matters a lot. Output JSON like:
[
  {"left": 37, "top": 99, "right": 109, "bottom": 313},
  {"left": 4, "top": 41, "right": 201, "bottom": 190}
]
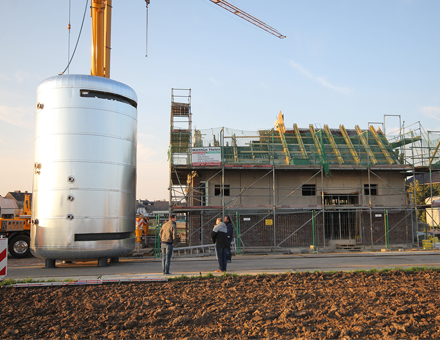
[{"left": 0, "top": 194, "right": 32, "bottom": 258}]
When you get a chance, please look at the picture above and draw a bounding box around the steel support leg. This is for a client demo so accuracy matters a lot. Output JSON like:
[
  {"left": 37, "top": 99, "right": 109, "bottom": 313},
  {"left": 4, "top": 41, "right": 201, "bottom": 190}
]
[
  {"left": 45, "top": 259, "right": 56, "bottom": 268},
  {"left": 98, "top": 257, "right": 108, "bottom": 267}
]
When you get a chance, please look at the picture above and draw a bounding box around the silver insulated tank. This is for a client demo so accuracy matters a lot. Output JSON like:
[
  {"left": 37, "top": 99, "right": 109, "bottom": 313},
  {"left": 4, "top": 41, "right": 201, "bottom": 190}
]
[{"left": 31, "top": 74, "right": 137, "bottom": 261}]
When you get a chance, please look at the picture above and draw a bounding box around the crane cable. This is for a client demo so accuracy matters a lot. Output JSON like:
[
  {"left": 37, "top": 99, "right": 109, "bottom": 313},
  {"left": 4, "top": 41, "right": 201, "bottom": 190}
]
[
  {"left": 145, "top": 0, "right": 150, "bottom": 57},
  {"left": 60, "top": 0, "right": 89, "bottom": 75}
]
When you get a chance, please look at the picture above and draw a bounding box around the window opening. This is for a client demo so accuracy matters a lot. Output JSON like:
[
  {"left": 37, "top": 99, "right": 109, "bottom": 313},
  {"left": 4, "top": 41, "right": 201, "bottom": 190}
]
[
  {"left": 364, "top": 184, "right": 377, "bottom": 196},
  {"left": 215, "top": 184, "right": 230, "bottom": 196},
  {"left": 324, "top": 194, "right": 358, "bottom": 205},
  {"left": 324, "top": 194, "right": 359, "bottom": 241},
  {"left": 302, "top": 184, "right": 316, "bottom": 196}
]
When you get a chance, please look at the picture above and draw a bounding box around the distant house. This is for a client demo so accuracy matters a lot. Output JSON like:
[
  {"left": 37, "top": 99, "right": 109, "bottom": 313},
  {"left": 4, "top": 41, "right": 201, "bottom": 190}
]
[
  {"left": 406, "top": 171, "right": 440, "bottom": 186},
  {"left": 0, "top": 196, "right": 19, "bottom": 218},
  {"left": 425, "top": 196, "right": 440, "bottom": 228},
  {"left": 137, "top": 200, "right": 170, "bottom": 217},
  {"left": 5, "top": 191, "right": 32, "bottom": 210},
  {"left": 136, "top": 201, "right": 149, "bottom": 216}
]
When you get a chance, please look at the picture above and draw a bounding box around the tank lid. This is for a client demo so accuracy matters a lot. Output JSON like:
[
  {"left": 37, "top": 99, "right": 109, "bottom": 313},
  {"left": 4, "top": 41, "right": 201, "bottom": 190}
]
[{"left": 37, "top": 74, "right": 137, "bottom": 104}]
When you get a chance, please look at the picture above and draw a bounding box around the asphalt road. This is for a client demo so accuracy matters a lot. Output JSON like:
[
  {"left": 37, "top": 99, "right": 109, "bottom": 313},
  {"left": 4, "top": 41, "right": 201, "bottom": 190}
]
[{"left": 3, "top": 250, "right": 440, "bottom": 282}]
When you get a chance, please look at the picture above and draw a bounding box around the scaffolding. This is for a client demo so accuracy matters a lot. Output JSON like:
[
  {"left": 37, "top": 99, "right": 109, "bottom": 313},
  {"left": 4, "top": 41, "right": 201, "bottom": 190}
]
[{"left": 168, "top": 105, "right": 440, "bottom": 252}]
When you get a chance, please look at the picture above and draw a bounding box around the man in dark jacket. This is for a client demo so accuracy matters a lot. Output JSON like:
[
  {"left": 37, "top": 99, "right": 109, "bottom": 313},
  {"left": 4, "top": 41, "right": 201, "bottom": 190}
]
[
  {"left": 211, "top": 218, "right": 229, "bottom": 272},
  {"left": 224, "top": 215, "right": 234, "bottom": 263},
  {"left": 159, "top": 214, "right": 177, "bottom": 275}
]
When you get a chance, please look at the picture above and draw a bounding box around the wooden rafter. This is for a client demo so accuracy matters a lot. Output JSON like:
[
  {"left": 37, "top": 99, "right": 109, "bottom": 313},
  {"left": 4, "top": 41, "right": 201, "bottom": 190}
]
[
  {"left": 339, "top": 125, "right": 360, "bottom": 165},
  {"left": 369, "top": 126, "right": 394, "bottom": 164},
  {"left": 275, "top": 112, "right": 291, "bottom": 165},
  {"left": 355, "top": 125, "right": 377, "bottom": 165},
  {"left": 309, "top": 125, "right": 325, "bottom": 164},
  {"left": 429, "top": 138, "right": 440, "bottom": 166},
  {"left": 293, "top": 123, "right": 308, "bottom": 159},
  {"left": 324, "top": 125, "right": 344, "bottom": 164},
  {"left": 232, "top": 134, "right": 238, "bottom": 162}
]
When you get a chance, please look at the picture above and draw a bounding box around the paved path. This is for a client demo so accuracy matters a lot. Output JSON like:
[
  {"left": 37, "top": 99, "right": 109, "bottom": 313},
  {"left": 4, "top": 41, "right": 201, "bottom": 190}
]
[{"left": 3, "top": 250, "right": 440, "bottom": 282}]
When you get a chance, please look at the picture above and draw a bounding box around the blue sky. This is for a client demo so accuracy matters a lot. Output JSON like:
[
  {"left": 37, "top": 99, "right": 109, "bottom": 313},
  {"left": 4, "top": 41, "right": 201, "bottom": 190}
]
[{"left": 0, "top": 0, "right": 439, "bottom": 200}]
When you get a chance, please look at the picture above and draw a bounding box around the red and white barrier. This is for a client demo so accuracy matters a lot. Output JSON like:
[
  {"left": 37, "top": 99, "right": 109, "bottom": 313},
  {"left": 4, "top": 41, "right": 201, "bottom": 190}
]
[{"left": 0, "top": 238, "right": 7, "bottom": 279}]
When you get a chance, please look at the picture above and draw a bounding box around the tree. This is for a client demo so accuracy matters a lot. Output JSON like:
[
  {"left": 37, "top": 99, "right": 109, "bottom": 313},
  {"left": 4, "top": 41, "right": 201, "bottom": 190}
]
[{"left": 407, "top": 179, "right": 440, "bottom": 223}]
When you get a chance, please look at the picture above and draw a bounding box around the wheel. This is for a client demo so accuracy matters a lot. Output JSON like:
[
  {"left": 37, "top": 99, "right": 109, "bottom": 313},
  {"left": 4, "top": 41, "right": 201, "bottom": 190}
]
[{"left": 9, "top": 234, "right": 31, "bottom": 258}]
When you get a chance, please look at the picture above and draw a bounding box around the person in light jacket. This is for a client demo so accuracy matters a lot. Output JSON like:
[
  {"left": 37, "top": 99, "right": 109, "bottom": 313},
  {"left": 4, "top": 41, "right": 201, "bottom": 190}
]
[
  {"left": 211, "top": 218, "right": 229, "bottom": 272},
  {"left": 159, "top": 214, "right": 177, "bottom": 275}
]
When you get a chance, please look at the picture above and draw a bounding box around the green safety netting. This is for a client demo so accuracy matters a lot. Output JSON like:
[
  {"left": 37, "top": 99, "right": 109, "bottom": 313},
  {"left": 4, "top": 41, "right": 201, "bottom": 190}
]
[{"left": 170, "top": 125, "right": 440, "bottom": 173}]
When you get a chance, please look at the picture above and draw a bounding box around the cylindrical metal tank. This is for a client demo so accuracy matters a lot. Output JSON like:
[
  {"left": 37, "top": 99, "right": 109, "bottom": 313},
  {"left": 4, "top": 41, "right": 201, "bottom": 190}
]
[{"left": 31, "top": 74, "right": 137, "bottom": 260}]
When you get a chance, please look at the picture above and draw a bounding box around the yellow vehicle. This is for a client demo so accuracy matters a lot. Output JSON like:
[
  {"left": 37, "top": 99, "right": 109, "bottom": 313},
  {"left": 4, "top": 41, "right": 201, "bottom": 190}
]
[{"left": 0, "top": 194, "right": 31, "bottom": 258}]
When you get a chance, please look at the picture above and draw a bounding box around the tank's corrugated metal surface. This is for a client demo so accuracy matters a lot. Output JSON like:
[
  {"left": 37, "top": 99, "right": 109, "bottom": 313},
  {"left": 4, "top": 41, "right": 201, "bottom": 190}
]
[{"left": 31, "top": 74, "right": 137, "bottom": 259}]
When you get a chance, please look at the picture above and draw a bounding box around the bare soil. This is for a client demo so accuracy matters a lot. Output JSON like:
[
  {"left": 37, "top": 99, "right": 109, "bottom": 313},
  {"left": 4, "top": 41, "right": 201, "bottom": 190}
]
[{"left": 1, "top": 270, "right": 440, "bottom": 339}]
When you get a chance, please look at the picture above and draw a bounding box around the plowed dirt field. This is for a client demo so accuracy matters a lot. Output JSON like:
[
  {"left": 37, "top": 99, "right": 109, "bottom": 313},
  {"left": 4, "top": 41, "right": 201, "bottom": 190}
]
[{"left": 2, "top": 270, "right": 440, "bottom": 339}]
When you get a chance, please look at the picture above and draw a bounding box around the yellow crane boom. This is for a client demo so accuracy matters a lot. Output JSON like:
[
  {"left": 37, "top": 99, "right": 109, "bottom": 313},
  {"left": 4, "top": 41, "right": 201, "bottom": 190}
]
[{"left": 91, "top": 0, "right": 112, "bottom": 78}]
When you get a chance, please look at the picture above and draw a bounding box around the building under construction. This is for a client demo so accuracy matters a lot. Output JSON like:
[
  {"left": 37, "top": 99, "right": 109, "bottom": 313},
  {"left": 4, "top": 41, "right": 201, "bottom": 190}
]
[{"left": 168, "top": 89, "right": 440, "bottom": 251}]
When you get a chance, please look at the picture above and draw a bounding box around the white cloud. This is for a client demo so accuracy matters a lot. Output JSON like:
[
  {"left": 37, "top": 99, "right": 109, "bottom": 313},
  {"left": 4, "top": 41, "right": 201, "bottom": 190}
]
[
  {"left": 289, "top": 60, "right": 354, "bottom": 95},
  {"left": 138, "top": 132, "right": 156, "bottom": 140},
  {"left": 14, "top": 71, "right": 30, "bottom": 83},
  {"left": 0, "top": 106, "right": 33, "bottom": 128},
  {"left": 421, "top": 106, "right": 440, "bottom": 121},
  {"left": 137, "top": 143, "right": 158, "bottom": 160},
  {"left": 209, "top": 77, "right": 220, "bottom": 86},
  {"left": 0, "top": 73, "right": 10, "bottom": 82},
  {"left": 383, "top": 126, "right": 400, "bottom": 137}
]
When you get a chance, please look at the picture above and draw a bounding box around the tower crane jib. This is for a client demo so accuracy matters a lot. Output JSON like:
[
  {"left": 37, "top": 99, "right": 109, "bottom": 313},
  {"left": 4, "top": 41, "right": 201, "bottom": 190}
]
[
  {"left": 90, "top": 0, "right": 285, "bottom": 79},
  {"left": 209, "top": 0, "right": 286, "bottom": 39}
]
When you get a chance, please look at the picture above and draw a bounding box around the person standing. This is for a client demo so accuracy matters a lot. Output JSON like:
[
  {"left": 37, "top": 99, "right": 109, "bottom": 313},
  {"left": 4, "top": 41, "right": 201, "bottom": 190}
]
[
  {"left": 159, "top": 214, "right": 177, "bottom": 275},
  {"left": 224, "top": 215, "right": 234, "bottom": 263},
  {"left": 135, "top": 215, "right": 144, "bottom": 243},
  {"left": 211, "top": 218, "right": 229, "bottom": 272}
]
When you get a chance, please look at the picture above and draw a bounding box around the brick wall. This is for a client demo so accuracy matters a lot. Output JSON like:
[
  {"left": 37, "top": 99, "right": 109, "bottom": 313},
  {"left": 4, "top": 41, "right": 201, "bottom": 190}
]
[
  {"left": 360, "top": 209, "right": 413, "bottom": 245},
  {"left": 186, "top": 208, "right": 413, "bottom": 248}
]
